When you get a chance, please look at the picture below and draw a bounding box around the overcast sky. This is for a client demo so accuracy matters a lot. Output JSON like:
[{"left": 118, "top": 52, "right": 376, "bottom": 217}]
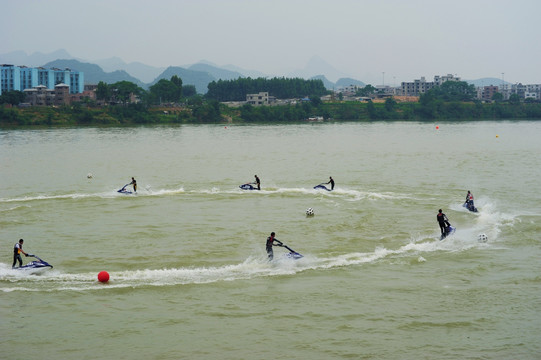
[{"left": 2, "top": 0, "right": 540, "bottom": 84}]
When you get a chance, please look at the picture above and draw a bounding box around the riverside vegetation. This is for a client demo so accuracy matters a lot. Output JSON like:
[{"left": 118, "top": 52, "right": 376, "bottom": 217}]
[{"left": 1, "top": 77, "right": 541, "bottom": 126}]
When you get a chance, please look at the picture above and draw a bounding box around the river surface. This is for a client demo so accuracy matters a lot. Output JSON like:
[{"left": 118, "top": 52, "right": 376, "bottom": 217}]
[{"left": 1, "top": 121, "right": 540, "bottom": 359}]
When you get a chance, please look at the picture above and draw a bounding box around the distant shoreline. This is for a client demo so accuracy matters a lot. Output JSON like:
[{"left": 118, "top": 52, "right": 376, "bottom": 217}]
[{"left": 2, "top": 101, "right": 541, "bottom": 127}]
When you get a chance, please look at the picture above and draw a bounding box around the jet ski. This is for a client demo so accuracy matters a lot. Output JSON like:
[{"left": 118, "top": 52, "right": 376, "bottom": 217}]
[
  {"left": 117, "top": 183, "right": 133, "bottom": 194},
  {"left": 282, "top": 244, "right": 303, "bottom": 260},
  {"left": 239, "top": 183, "right": 256, "bottom": 190},
  {"left": 463, "top": 202, "right": 478, "bottom": 213},
  {"left": 440, "top": 225, "right": 456, "bottom": 240},
  {"left": 14, "top": 255, "right": 53, "bottom": 274},
  {"left": 313, "top": 183, "right": 331, "bottom": 191}
]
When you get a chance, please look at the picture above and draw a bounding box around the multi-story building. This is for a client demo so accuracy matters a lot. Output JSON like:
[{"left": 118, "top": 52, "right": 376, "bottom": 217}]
[
  {"left": 22, "top": 85, "right": 53, "bottom": 106},
  {"left": 400, "top": 74, "right": 461, "bottom": 96},
  {"left": 19, "top": 66, "right": 38, "bottom": 90},
  {"left": 0, "top": 64, "right": 84, "bottom": 95},
  {"left": 524, "top": 92, "right": 539, "bottom": 100},
  {"left": 1, "top": 64, "right": 21, "bottom": 95},
  {"left": 434, "top": 74, "right": 460, "bottom": 86},
  {"left": 481, "top": 85, "right": 499, "bottom": 102},
  {"left": 38, "top": 67, "right": 55, "bottom": 89},
  {"left": 496, "top": 83, "right": 541, "bottom": 101},
  {"left": 246, "top": 92, "right": 276, "bottom": 106},
  {"left": 23, "top": 83, "right": 72, "bottom": 106}
]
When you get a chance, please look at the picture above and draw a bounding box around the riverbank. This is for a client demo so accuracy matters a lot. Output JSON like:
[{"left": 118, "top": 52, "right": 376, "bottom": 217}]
[{"left": 2, "top": 101, "right": 541, "bottom": 127}]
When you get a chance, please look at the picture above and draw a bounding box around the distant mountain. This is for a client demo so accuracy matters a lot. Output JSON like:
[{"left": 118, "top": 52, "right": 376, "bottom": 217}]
[
  {"left": 188, "top": 63, "right": 244, "bottom": 81},
  {"left": 335, "top": 77, "right": 366, "bottom": 88},
  {"left": 43, "top": 59, "right": 146, "bottom": 88},
  {"left": 151, "top": 66, "right": 216, "bottom": 94},
  {"left": 308, "top": 75, "right": 366, "bottom": 91},
  {"left": 93, "top": 56, "right": 165, "bottom": 84},
  {"left": 0, "top": 49, "right": 79, "bottom": 67},
  {"left": 221, "top": 64, "right": 268, "bottom": 79},
  {"left": 465, "top": 78, "right": 510, "bottom": 87},
  {"left": 289, "top": 55, "right": 350, "bottom": 83},
  {"left": 310, "top": 75, "right": 335, "bottom": 90}
]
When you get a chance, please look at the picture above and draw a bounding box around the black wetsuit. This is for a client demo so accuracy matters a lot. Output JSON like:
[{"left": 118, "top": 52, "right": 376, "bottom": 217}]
[
  {"left": 13, "top": 243, "right": 23, "bottom": 268},
  {"left": 266, "top": 236, "right": 282, "bottom": 260},
  {"left": 327, "top": 178, "right": 335, "bottom": 190},
  {"left": 255, "top": 176, "right": 260, "bottom": 190},
  {"left": 437, "top": 213, "right": 450, "bottom": 235}
]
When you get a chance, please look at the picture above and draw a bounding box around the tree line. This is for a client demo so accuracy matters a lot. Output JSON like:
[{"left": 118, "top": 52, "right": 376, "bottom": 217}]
[
  {"left": 96, "top": 75, "right": 197, "bottom": 105},
  {"left": 206, "top": 77, "right": 329, "bottom": 102},
  {"left": 2, "top": 78, "right": 541, "bottom": 126}
]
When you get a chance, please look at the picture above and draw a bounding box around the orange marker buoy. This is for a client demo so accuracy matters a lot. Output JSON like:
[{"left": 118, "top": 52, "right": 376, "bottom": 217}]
[{"left": 98, "top": 271, "right": 109, "bottom": 283}]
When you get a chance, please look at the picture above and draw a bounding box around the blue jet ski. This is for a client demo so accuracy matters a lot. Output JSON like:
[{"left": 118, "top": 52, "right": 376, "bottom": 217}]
[
  {"left": 15, "top": 255, "right": 53, "bottom": 274},
  {"left": 282, "top": 244, "right": 303, "bottom": 260},
  {"left": 440, "top": 225, "right": 456, "bottom": 240},
  {"left": 239, "top": 183, "right": 256, "bottom": 190},
  {"left": 463, "top": 202, "right": 478, "bottom": 213},
  {"left": 314, "top": 183, "right": 331, "bottom": 191},
  {"left": 118, "top": 183, "right": 133, "bottom": 194}
]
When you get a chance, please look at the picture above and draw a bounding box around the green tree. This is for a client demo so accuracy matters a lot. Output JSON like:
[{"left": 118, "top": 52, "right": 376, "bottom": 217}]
[
  {"left": 310, "top": 95, "right": 322, "bottom": 107},
  {"left": 428, "top": 81, "right": 476, "bottom": 102},
  {"left": 192, "top": 100, "right": 221, "bottom": 122},
  {"left": 187, "top": 95, "right": 204, "bottom": 106},
  {"left": 384, "top": 97, "right": 397, "bottom": 112},
  {"left": 170, "top": 75, "right": 183, "bottom": 99},
  {"left": 356, "top": 84, "right": 376, "bottom": 97},
  {"left": 492, "top": 92, "right": 503, "bottom": 102},
  {"left": 149, "top": 79, "right": 180, "bottom": 104},
  {"left": 182, "top": 85, "right": 197, "bottom": 98},
  {"left": 0, "top": 90, "right": 26, "bottom": 105},
  {"left": 508, "top": 93, "right": 521, "bottom": 105},
  {"left": 96, "top": 81, "right": 110, "bottom": 102},
  {"left": 110, "top": 81, "right": 143, "bottom": 104},
  {"left": 206, "top": 77, "right": 327, "bottom": 101},
  {"left": 366, "top": 100, "right": 376, "bottom": 118}
]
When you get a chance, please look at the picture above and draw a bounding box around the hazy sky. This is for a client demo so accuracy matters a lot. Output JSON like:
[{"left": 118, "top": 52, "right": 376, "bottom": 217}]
[{"left": 2, "top": 0, "right": 540, "bottom": 84}]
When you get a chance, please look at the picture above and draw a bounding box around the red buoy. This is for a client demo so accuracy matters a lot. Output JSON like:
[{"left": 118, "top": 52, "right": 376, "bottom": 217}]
[{"left": 98, "top": 271, "right": 109, "bottom": 283}]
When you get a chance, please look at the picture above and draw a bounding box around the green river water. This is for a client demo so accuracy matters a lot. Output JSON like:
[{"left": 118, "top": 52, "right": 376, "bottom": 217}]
[{"left": 1, "top": 121, "right": 540, "bottom": 359}]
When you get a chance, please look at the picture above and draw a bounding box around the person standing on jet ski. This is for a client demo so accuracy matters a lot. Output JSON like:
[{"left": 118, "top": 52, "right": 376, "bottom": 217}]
[
  {"left": 465, "top": 190, "right": 474, "bottom": 208},
  {"left": 326, "top": 176, "right": 335, "bottom": 190},
  {"left": 437, "top": 209, "right": 451, "bottom": 236},
  {"left": 254, "top": 175, "right": 260, "bottom": 190},
  {"left": 12, "top": 239, "right": 28, "bottom": 268},
  {"left": 130, "top": 177, "right": 137, "bottom": 192},
  {"left": 266, "top": 232, "right": 283, "bottom": 260}
]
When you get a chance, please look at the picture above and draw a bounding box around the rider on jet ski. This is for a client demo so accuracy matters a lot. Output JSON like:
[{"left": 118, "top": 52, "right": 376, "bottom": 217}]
[{"left": 12, "top": 239, "right": 29, "bottom": 268}]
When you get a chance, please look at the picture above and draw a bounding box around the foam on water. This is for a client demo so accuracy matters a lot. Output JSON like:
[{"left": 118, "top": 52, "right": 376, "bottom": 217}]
[
  {"left": 0, "top": 187, "right": 187, "bottom": 204},
  {"left": 448, "top": 196, "right": 518, "bottom": 244},
  {"left": 1, "top": 186, "right": 414, "bottom": 206},
  {"left": 0, "top": 231, "right": 496, "bottom": 293}
]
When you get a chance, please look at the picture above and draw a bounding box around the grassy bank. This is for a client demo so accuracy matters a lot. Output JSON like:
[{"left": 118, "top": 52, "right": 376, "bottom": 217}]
[{"left": 2, "top": 101, "right": 541, "bottom": 127}]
